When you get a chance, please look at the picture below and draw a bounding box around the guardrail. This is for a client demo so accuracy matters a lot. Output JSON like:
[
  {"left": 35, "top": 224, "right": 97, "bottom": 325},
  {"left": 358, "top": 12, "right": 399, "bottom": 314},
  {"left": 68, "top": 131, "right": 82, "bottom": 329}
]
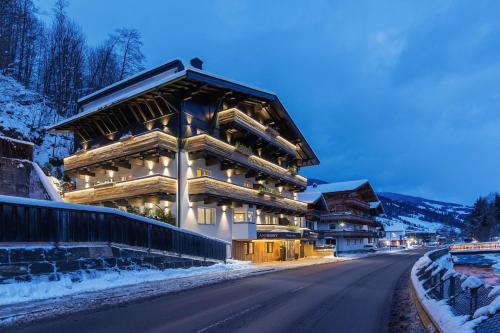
[
  {"left": 0, "top": 195, "right": 227, "bottom": 262},
  {"left": 411, "top": 248, "right": 500, "bottom": 332}
]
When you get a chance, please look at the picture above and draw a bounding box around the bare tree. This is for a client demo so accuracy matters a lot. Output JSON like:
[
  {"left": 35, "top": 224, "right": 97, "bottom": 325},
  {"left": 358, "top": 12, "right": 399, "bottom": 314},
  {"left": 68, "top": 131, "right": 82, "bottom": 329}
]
[{"left": 115, "top": 28, "right": 145, "bottom": 80}]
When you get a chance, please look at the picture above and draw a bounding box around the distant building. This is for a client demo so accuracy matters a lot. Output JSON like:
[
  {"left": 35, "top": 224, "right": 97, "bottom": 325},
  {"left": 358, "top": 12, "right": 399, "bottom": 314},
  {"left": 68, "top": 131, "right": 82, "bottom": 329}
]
[
  {"left": 299, "top": 180, "right": 384, "bottom": 253},
  {"left": 379, "top": 229, "right": 406, "bottom": 247},
  {"left": 49, "top": 59, "right": 320, "bottom": 262}
]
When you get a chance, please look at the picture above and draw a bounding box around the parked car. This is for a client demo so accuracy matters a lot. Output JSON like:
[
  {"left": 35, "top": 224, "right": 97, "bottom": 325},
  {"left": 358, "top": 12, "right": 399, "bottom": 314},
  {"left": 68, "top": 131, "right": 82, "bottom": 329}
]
[{"left": 364, "top": 245, "right": 377, "bottom": 253}]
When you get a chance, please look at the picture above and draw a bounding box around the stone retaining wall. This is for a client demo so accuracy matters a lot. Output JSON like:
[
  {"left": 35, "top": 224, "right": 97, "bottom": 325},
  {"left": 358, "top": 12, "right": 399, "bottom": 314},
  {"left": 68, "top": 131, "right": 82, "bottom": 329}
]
[{"left": 0, "top": 243, "right": 213, "bottom": 283}]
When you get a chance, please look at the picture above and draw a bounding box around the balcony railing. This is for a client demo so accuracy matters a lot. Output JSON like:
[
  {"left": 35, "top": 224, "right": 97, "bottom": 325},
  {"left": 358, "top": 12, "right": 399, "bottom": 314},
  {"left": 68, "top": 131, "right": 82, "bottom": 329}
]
[
  {"left": 64, "top": 174, "right": 177, "bottom": 204},
  {"left": 218, "top": 108, "right": 297, "bottom": 157},
  {"left": 343, "top": 198, "right": 370, "bottom": 210},
  {"left": 320, "top": 212, "right": 381, "bottom": 226},
  {"left": 320, "top": 230, "right": 378, "bottom": 238},
  {"left": 64, "top": 130, "right": 177, "bottom": 171},
  {"left": 188, "top": 176, "right": 307, "bottom": 215},
  {"left": 184, "top": 134, "right": 307, "bottom": 188}
]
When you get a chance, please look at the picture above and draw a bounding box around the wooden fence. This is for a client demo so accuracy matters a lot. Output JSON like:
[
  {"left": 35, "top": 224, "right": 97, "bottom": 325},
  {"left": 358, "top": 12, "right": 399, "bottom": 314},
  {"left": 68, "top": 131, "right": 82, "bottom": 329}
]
[{"left": 0, "top": 196, "right": 227, "bottom": 261}]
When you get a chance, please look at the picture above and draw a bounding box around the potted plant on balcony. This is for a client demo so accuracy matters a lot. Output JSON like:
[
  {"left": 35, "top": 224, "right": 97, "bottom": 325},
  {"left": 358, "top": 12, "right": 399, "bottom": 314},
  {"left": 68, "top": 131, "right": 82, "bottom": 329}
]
[
  {"left": 288, "top": 165, "right": 298, "bottom": 176},
  {"left": 235, "top": 141, "right": 253, "bottom": 156}
]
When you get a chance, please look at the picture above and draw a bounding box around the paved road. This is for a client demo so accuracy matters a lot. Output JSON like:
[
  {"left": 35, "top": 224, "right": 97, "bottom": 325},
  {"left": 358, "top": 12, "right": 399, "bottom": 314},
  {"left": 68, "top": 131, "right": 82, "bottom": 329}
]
[{"left": 7, "top": 249, "right": 426, "bottom": 333}]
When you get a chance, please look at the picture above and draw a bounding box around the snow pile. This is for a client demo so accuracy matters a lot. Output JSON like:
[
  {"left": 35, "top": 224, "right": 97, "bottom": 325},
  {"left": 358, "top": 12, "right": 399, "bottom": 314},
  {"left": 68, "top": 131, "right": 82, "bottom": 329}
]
[
  {"left": 461, "top": 276, "right": 484, "bottom": 290},
  {"left": 0, "top": 74, "right": 72, "bottom": 166},
  {"left": 0, "top": 260, "right": 252, "bottom": 306},
  {"left": 31, "top": 161, "right": 63, "bottom": 201},
  {"left": 474, "top": 296, "right": 500, "bottom": 318}
]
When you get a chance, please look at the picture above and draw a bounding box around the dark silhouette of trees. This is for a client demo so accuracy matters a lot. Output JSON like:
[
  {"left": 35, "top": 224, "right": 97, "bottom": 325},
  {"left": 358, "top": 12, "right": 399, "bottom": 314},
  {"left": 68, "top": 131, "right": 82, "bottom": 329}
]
[
  {"left": 0, "top": 0, "right": 146, "bottom": 117},
  {"left": 466, "top": 194, "right": 500, "bottom": 241}
]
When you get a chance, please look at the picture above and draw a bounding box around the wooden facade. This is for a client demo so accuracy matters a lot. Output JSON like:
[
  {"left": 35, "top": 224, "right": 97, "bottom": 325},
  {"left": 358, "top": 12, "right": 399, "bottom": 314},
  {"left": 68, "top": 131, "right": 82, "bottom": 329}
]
[
  {"left": 64, "top": 175, "right": 176, "bottom": 204},
  {"left": 184, "top": 134, "right": 307, "bottom": 189},
  {"left": 188, "top": 176, "right": 307, "bottom": 215},
  {"left": 65, "top": 131, "right": 177, "bottom": 172}
]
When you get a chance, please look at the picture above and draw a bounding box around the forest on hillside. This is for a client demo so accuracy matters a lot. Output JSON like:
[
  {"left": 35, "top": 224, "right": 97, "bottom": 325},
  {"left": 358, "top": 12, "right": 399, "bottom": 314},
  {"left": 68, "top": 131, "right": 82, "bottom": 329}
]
[
  {"left": 466, "top": 194, "right": 500, "bottom": 241},
  {"left": 0, "top": 0, "right": 145, "bottom": 120}
]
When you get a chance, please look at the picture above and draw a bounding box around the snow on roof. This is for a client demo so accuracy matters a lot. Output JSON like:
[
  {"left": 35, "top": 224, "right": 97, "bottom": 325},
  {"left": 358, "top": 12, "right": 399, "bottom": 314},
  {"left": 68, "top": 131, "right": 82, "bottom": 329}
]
[
  {"left": 305, "top": 179, "right": 369, "bottom": 194},
  {"left": 369, "top": 201, "right": 382, "bottom": 209},
  {"left": 297, "top": 191, "right": 323, "bottom": 204}
]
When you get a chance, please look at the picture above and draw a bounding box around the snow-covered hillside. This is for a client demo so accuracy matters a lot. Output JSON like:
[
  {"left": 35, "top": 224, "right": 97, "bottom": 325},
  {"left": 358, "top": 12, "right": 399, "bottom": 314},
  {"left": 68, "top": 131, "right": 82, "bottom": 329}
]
[
  {"left": 0, "top": 74, "right": 72, "bottom": 169},
  {"left": 378, "top": 192, "right": 471, "bottom": 233}
]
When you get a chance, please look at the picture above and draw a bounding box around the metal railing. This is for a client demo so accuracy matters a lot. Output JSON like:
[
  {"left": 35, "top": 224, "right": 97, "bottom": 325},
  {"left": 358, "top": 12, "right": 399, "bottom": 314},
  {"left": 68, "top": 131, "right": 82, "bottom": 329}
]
[
  {"left": 413, "top": 248, "right": 499, "bottom": 332},
  {"left": 0, "top": 196, "right": 227, "bottom": 261}
]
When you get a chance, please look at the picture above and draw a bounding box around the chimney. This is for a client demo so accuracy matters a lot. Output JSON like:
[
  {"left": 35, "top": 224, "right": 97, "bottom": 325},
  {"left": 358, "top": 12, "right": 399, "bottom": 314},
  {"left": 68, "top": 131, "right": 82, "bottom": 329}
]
[{"left": 190, "top": 57, "right": 203, "bottom": 70}]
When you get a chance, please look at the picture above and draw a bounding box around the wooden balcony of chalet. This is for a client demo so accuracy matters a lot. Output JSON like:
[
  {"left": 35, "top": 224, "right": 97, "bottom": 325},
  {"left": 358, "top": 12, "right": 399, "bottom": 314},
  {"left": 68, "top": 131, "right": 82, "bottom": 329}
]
[
  {"left": 320, "top": 212, "right": 382, "bottom": 227},
  {"left": 188, "top": 176, "right": 307, "bottom": 216},
  {"left": 184, "top": 134, "right": 307, "bottom": 190},
  {"left": 64, "top": 130, "right": 177, "bottom": 174},
  {"left": 64, "top": 174, "right": 177, "bottom": 204},
  {"left": 218, "top": 108, "right": 297, "bottom": 158},
  {"left": 321, "top": 230, "right": 378, "bottom": 238}
]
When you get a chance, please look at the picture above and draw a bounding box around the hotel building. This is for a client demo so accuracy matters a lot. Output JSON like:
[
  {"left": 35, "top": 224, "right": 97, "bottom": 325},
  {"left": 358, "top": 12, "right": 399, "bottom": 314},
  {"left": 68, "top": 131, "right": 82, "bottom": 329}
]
[
  {"left": 50, "top": 59, "right": 319, "bottom": 262},
  {"left": 299, "top": 180, "right": 385, "bottom": 253}
]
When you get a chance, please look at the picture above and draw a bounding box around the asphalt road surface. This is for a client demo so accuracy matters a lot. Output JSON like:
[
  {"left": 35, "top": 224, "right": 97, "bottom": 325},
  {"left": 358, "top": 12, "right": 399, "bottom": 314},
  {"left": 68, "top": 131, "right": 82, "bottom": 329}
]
[{"left": 7, "top": 249, "right": 426, "bottom": 333}]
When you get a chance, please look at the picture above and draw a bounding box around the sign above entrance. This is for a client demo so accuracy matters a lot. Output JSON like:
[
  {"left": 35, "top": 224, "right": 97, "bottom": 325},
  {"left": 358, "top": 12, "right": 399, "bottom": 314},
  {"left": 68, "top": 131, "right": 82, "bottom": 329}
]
[{"left": 257, "top": 231, "right": 301, "bottom": 239}]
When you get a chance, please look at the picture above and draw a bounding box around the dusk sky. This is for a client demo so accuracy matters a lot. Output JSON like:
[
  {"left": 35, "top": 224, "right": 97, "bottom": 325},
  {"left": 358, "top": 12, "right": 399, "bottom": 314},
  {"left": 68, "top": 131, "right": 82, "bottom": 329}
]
[{"left": 37, "top": 0, "right": 500, "bottom": 204}]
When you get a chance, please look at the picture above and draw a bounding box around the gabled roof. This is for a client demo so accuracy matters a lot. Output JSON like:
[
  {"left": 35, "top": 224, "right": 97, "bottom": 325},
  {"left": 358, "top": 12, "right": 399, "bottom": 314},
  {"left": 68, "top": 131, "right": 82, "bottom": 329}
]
[
  {"left": 305, "top": 179, "right": 369, "bottom": 194},
  {"left": 48, "top": 59, "right": 319, "bottom": 166},
  {"left": 299, "top": 179, "right": 382, "bottom": 209}
]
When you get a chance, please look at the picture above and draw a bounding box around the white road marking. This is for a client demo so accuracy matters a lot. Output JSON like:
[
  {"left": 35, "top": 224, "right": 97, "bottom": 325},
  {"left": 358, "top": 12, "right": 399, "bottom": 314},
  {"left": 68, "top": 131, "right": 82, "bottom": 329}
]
[{"left": 197, "top": 304, "right": 262, "bottom": 333}]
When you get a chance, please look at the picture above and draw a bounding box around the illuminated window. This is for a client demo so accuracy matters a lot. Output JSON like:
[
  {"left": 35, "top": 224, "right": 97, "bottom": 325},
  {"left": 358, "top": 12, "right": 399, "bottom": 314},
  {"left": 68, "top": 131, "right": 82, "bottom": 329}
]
[
  {"left": 243, "top": 181, "right": 253, "bottom": 189},
  {"left": 197, "top": 207, "right": 215, "bottom": 225},
  {"left": 233, "top": 208, "right": 246, "bottom": 223},
  {"left": 266, "top": 242, "right": 273, "bottom": 253},
  {"left": 244, "top": 242, "right": 254, "bottom": 255},
  {"left": 196, "top": 168, "right": 211, "bottom": 177}
]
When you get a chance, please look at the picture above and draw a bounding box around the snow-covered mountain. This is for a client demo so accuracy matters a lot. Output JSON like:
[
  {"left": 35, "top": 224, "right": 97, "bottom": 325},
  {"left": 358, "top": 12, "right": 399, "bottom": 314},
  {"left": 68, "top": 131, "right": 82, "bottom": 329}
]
[
  {"left": 378, "top": 192, "right": 471, "bottom": 233},
  {"left": 0, "top": 74, "right": 72, "bottom": 169}
]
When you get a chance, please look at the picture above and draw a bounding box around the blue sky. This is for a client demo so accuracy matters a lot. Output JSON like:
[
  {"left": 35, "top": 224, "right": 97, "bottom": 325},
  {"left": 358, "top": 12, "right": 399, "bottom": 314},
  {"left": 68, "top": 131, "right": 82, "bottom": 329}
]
[{"left": 37, "top": 0, "right": 500, "bottom": 204}]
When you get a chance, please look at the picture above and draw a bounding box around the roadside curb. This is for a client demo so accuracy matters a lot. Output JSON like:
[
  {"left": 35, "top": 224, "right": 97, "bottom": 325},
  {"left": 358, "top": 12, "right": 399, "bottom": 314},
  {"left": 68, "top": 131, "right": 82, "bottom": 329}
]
[{"left": 410, "top": 279, "right": 442, "bottom": 333}]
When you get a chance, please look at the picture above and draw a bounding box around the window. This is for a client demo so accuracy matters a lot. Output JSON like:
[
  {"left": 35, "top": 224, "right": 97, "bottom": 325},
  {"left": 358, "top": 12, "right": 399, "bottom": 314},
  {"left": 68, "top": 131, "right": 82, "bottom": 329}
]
[
  {"left": 233, "top": 208, "right": 246, "bottom": 223},
  {"left": 196, "top": 168, "right": 211, "bottom": 177},
  {"left": 244, "top": 242, "right": 254, "bottom": 255},
  {"left": 197, "top": 207, "right": 215, "bottom": 225},
  {"left": 243, "top": 181, "right": 253, "bottom": 189},
  {"left": 347, "top": 239, "right": 351, "bottom": 246},
  {"left": 264, "top": 215, "right": 278, "bottom": 225},
  {"left": 247, "top": 210, "right": 255, "bottom": 223},
  {"left": 266, "top": 242, "right": 273, "bottom": 253},
  {"left": 329, "top": 223, "right": 336, "bottom": 230}
]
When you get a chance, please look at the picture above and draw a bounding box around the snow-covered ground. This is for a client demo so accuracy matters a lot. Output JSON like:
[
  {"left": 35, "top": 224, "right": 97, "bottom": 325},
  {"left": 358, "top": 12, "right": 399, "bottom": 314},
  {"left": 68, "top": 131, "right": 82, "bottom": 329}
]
[{"left": 0, "top": 74, "right": 72, "bottom": 166}]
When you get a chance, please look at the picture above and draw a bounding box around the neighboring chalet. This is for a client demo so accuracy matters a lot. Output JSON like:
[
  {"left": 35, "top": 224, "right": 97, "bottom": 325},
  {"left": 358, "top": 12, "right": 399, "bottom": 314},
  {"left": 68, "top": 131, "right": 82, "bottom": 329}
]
[
  {"left": 299, "top": 180, "right": 385, "bottom": 253},
  {"left": 49, "top": 58, "right": 320, "bottom": 263}
]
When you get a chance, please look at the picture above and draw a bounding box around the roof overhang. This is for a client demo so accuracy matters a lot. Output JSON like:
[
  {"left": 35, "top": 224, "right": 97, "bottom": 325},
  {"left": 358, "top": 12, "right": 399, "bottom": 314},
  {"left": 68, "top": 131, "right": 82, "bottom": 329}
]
[{"left": 48, "top": 60, "right": 319, "bottom": 166}]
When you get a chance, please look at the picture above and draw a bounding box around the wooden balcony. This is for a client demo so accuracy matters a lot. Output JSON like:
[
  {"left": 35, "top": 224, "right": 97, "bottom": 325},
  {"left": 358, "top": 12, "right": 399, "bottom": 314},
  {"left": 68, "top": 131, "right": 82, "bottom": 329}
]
[
  {"left": 188, "top": 177, "right": 307, "bottom": 216},
  {"left": 64, "top": 175, "right": 177, "bottom": 204},
  {"left": 319, "top": 212, "right": 381, "bottom": 227},
  {"left": 218, "top": 108, "right": 297, "bottom": 157},
  {"left": 320, "top": 230, "right": 378, "bottom": 238},
  {"left": 184, "top": 134, "right": 307, "bottom": 189},
  {"left": 64, "top": 131, "right": 177, "bottom": 172}
]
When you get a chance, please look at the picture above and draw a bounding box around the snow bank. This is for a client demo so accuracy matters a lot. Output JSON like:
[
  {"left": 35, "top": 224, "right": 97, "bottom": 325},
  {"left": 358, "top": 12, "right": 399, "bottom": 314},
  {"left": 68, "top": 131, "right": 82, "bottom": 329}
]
[
  {"left": 0, "top": 260, "right": 252, "bottom": 306},
  {"left": 31, "top": 161, "right": 62, "bottom": 201},
  {"left": 474, "top": 296, "right": 500, "bottom": 318}
]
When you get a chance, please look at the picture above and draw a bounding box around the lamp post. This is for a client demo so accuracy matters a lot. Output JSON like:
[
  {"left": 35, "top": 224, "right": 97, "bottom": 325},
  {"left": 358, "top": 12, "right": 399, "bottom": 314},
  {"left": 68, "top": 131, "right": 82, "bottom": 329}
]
[{"left": 339, "top": 222, "right": 345, "bottom": 253}]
